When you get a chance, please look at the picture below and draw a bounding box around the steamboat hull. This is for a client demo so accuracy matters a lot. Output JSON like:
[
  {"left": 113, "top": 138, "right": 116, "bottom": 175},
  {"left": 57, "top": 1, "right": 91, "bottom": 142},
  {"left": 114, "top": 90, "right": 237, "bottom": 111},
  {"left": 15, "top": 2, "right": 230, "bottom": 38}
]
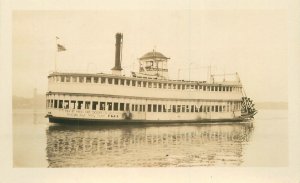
[{"left": 48, "top": 116, "right": 246, "bottom": 125}]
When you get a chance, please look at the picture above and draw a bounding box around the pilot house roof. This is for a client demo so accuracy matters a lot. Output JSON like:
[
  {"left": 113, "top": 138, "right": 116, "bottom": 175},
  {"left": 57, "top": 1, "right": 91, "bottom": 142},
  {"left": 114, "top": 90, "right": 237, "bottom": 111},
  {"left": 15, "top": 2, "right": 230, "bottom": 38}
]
[{"left": 140, "top": 51, "right": 169, "bottom": 60}]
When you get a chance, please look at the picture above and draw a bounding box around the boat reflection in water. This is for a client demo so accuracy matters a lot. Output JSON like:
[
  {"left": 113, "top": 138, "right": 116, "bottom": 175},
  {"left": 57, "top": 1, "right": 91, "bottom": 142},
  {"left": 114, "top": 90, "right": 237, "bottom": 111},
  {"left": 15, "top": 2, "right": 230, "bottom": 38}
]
[{"left": 46, "top": 122, "right": 254, "bottom": 167}]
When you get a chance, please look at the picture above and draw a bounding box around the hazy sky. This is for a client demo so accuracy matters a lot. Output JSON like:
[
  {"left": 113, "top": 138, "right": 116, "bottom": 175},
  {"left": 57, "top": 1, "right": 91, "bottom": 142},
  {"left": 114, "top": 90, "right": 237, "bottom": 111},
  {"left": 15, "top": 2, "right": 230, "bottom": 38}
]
[{"left": 13, "top": 10, "right": 287, "bottom": 102}]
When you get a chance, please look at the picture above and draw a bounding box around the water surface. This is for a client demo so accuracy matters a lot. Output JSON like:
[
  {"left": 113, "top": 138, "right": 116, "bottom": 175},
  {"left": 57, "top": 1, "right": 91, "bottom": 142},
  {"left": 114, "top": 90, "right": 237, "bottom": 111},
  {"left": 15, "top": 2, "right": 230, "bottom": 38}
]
[{"left": 13, "top": 109, "right": 288, "bottom": 167}]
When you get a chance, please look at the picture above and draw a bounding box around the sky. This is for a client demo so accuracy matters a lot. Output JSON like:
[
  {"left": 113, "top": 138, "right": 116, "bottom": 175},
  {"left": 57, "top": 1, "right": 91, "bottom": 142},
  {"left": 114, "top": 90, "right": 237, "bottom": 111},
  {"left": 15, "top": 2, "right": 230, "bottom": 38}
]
[{"left": 12, "top": 10, "right": 288, "bottom": 102}]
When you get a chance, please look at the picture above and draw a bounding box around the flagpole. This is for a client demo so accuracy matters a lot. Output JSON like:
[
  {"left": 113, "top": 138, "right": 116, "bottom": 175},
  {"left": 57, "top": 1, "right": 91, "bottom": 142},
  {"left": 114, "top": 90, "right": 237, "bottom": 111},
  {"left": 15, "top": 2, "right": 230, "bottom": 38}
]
[{"left": 55, "top": 37, "right": 58, "bottom": 72}]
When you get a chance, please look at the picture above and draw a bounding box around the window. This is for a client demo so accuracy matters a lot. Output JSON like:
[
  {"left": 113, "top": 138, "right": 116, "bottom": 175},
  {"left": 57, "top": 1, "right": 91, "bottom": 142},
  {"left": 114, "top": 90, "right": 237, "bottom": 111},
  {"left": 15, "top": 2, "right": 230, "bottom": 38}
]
[
  {"left": 207, "top": 106, "right": 210, "bottom": 112},
  {"left": 153, "top": 82, "right": 157, "bottom": 88},
  {"left": 177, "top": 105, "right": 181, "bottom": 112},
  {"left": 226, "top": 87, "right": 229, "bottom": 91},
  {"left": 120, "top": 79, "right": 125, "bottom": 85},
  {"left": 158, "top": 105, "right": 162, "bottom": 112},
  {"left": 135, "top": 104, "right": 138, "bottom": 111},
  {"left": 126, "top": 80, "right": 130, "bottom": 86},
  {"left": 158, "top": 83, "right": 162, "bottom": 88},
  {"left": 120, "top": 103, "right": 125, "bottom": 111},
  {"left": 50, "top": 100, "right": 53, "bottom": 108},
  {"left": 79, "top": 77, "right": 84, "bottom": 83},
  {"left": 107, "top": 102, "right": 112, "bottom": 111},
  {"left": 142, "top": 105, "right": 146, "bottom": 112},
  {"left": 70, "top": 100, "right": 76, "bottom": 109},
  {"left": 168, "top": 84, "right": 171, "bottom": 89},
  {"left": 182, "top": 85, "right": 185, "bottom": 90},
  {"left": 168, "top": 105, "right": 172, "bottom": 112},
  {"left": 186, "top": 85, "right": 190, "bottom": 90},
  {"left": 215, "top": 105, "right": 218, "bottom": 112},
  {"left": 172, "top": 105, "right": 176, "bottom": 112},
  {"left": 113, "top": 102, "right": 118, "bottom": 111},
  {"left": 148, "top": 104, "right": 152, "bottom": 112},
  {"left": 108, "top": 78, "right": 112, "bottom": 84},
  {"left": 64, "top": 100, "right": 69, "bottom": 109},
  {"left": 212, "top": 106, "right": 214, "bottom": 112},
  {"left": 92, "top": 101, "right": 98, "bottom": 110},
  {"left": 182, "top": 105, "right": 185, "bottom": 112},
  {"left": 163, "top": 105, "right": 167, "bottom": 112},
  {"left": 53, "top": 100, "right": 58, "bottom": 108},
  {"left": 101, "top": 77, "right": 106, "bottom": 84},
  {"left": 61, "top": 76, "right": 65, "bottom": 82},
  {"left": 137, "top": 81, "right": 141, "bottom": 87},
  {"left": 163, "top": 83, "right": 167, "bottom": 89},
  {"left": 58, "top": 100, "right": 63, "bottom": 108},
  {"left": 191, "top": 85, "right": 194, "bottom": 90},
  {"left": 139, "top": 105, "right": 143, "bottom": 112},
  {"left": 131, "top": 104, "right": 135, "bottom": 111},
  {"left": 187, "top": 105, "right": 190, "bottom": 112},
  {"left": 153, "top": 104, "right": 157, "bottom": 112},
  {"left": 219, "top": 86, "right": 222, "bottom": 91},
  {"left": 100, "top": 102, "right": 106, "bottom": 110},
  {"left": 207, "top": 86, "right": 210, "bottom": 91},
  {"left": 223, "top": 86, "right": 225, "bottom": 91},
  {"left": 203, "top": 86, "right": 206, "bottom": 91},
  {"left": 94, "top": 77, "right": 99, "bottom": 83},
  {"left": 66, "top": 76, "right": 70, "bottom": 82},
  {"left": 177, "top": 84, "right": 181, "bottom": 90},
  {"left": 71, "top": 76, "right": 77, "bottom": 82},
  {"left": 126, "top": 103, "right": 130, "bottom": 111},
  {"left": 47, "top": 99, "right": 51, "bottom": 108},
  {"left": 148, "top": 82, "right": 152, "bottom": 88},
  {"left": 219, "top": 106, "right": 222, "bottom": 112},
  {"left": 195, "top": 85, "right": 198, "bottom": 90},
  {"left": 229, "top": 87, "right": 232, "bottom": 92},
  {"left": 195, "top": 106, "right": 199, "bottom": 112},
  {"left": 211, "top": 86, "right": 214, "bottom": 91},
  {"left": 85, "top": 101, "right": 90, "bottom": 109},
  {"left": 143, "top": 81, "right": 147, "bottom": 87},
  {"left": 132, "top": 80, "right": 136, "bottom": 86},
  {"left": 86, "top": 77, "right": 91, "bottom": 83},
  {"left": 199, "top": 106, "right": 202, "bottom": 112},
  {"left": 114, "top": 79, "right": 119, "bottom": 85},
  {"left": 77, "top": 101, "right": 83, "bottom": 109},
  {"left": 203, "top": 106, "right": 206, "bottom": 112}
]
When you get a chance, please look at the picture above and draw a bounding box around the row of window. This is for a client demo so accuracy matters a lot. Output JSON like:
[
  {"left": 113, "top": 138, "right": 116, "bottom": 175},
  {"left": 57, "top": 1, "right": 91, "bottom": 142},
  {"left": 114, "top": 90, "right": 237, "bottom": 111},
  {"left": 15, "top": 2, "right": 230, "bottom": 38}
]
[
  {"left": 50, "top": 75, "right": 241, "bottom": 92},
  {"left": 46, "top": 99, "right": 242, "bottom": 112}
]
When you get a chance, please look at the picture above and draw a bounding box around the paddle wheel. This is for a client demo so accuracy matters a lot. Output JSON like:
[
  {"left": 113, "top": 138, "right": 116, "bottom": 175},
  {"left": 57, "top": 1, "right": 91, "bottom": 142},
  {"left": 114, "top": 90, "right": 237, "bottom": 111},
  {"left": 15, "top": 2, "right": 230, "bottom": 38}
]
[{"left": 241, "top": 97, "right": 257, "bottom": 119}]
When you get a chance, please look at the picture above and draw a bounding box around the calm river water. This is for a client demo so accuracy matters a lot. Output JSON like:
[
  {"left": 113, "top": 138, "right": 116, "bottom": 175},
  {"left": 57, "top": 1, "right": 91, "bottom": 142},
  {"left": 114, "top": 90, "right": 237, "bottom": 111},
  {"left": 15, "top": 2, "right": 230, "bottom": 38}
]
[{"left": 13, "top": 109, "right": 288, "bottom": 167}]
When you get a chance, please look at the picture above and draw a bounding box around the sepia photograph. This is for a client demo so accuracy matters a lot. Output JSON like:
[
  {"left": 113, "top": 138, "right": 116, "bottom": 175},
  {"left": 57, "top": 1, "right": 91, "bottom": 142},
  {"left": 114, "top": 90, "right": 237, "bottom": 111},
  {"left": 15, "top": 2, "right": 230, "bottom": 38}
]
[
  {"left": 12, "top": 10, "right": 288, "bottom": 168},
  {"left": 1, "top": 0, "right": 300, "bottom": 182}
]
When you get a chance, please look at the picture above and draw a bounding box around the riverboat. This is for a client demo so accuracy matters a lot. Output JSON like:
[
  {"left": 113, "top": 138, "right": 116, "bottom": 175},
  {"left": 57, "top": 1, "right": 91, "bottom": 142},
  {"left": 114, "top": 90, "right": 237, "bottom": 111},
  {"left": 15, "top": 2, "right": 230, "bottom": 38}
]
[{"left": 46, "top": 33, "right": 257, "bottom": 124}]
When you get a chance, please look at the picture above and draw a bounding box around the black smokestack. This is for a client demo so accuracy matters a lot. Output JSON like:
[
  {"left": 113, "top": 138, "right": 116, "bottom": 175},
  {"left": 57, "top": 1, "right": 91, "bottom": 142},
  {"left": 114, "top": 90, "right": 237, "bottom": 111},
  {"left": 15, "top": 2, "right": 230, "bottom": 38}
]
[{"left": 112, "top": 33, "right": 123, "bottom": 71}]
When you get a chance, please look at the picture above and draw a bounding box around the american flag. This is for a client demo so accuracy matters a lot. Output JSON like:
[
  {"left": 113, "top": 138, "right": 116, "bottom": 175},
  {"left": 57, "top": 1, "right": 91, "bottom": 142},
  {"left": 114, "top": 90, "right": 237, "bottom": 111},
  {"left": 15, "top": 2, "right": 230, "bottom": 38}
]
[{"left": 57, "top": 44, "right": 66, "bottom": 52}]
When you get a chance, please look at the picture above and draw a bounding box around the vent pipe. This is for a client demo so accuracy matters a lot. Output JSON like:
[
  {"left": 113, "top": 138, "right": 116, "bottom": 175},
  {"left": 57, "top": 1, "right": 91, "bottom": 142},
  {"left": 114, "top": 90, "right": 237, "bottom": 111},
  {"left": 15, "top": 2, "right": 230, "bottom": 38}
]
[{"left": 111, "top": 33, "right": 123, "bottom": 75}]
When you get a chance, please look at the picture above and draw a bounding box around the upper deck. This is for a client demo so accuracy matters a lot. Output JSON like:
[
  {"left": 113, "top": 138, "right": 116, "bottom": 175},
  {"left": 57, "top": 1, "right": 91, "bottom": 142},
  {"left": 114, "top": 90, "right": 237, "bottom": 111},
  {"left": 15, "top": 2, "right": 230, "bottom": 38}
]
[{"left": 48, "top": 72, "right": 243, "bottom": 101}]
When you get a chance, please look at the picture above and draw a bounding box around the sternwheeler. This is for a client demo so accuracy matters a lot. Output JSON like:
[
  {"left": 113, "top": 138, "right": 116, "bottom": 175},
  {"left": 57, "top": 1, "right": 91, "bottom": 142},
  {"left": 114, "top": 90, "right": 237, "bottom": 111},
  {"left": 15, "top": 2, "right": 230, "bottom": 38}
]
[{"left": 46, "top": 33, "right": 257, "bottom": 124}]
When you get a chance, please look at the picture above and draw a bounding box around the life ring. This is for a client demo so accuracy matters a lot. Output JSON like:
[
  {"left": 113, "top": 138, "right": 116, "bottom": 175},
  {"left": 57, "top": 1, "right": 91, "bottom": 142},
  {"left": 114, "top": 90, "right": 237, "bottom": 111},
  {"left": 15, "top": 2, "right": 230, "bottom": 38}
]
[{"left": 122, "top": 111, "right": 132, "bottom": 120}]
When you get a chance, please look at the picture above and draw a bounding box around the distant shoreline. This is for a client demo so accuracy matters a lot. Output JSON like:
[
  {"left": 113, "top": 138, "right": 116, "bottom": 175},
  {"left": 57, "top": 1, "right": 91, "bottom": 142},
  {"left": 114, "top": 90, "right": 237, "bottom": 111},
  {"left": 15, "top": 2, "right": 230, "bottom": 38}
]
[{"left": 255, "top": 102, "right": 288, "bottom": 110}]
